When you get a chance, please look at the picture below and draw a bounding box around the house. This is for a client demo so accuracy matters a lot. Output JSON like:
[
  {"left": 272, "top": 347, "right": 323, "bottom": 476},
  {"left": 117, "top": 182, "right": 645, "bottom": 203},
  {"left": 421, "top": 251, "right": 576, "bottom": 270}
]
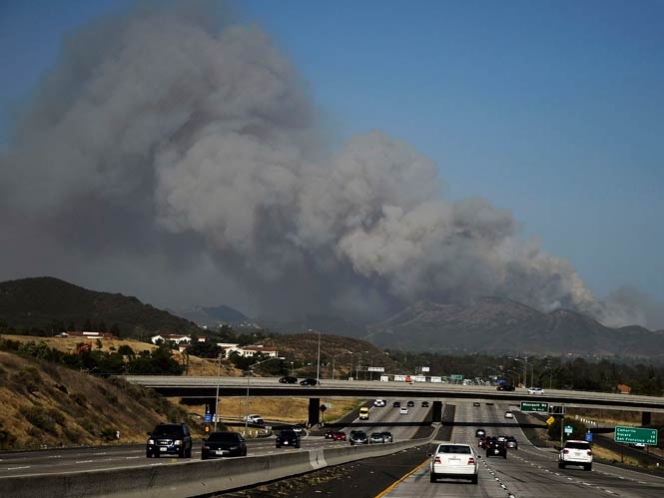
[{"left": 150, "top": 334, "right": 192, "bottom": 346}]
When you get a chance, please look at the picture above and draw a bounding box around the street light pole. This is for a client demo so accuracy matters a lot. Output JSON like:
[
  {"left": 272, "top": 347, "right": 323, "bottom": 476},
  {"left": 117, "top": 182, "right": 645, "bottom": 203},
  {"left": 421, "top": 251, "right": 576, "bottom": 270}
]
[
  {"left": 315, "top": 330, "right": 321, "bottom": 385},
  {"left": 213, "top": 352, "right": 222, "bottom": 431}
]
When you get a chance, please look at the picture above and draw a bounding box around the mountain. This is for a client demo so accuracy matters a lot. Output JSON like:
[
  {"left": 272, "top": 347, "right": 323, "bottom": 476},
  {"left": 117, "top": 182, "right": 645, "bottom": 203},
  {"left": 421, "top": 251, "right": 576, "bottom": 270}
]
[
  {"left": 0, "top": 277, "right": 200, "bottom": 337},
  {"left": 365, "top": 297, "right": 664, "bottom": 359}
]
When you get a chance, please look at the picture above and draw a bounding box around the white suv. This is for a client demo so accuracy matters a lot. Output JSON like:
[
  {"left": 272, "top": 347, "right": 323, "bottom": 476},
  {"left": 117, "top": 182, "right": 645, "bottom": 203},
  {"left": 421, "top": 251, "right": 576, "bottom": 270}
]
[{"left": 558, "top": 440, "right": 593, "bottom": 471}]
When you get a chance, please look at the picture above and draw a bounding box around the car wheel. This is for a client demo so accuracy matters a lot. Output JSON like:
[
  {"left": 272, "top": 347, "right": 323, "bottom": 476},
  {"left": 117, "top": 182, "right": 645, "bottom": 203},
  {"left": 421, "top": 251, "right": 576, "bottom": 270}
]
[
  {"left": 558, "top": 462, "right": 565, "bottom": 469},
  {"left": 503, "top": 453, "right": 507, "bottom": 459},
  {"left": 186, "top": 447, "right": 192, "bottom": 458},
  {"left": 430, "top": 473, "right": 437, "bottom": 483},
  {"left": 146, "top": 450, "right": 152, "bottom": 458},
  {"left": 585, "top": 464, "right": 592, "bottom": 471},
  {"left": 276, "top": 444, "right": 281, "bottom": 448},
  {"left": 201, "top": 454, "right": 208, "bottom": 460},
  {"left": 471, "top": 475, "right": 478, "bottom": 484}
]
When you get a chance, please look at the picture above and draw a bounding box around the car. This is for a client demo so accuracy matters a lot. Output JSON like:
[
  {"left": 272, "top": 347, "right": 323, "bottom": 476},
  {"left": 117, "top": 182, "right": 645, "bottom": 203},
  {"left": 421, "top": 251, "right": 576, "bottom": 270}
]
[
  {"left": 201, "top": 431, "right": 247, "bottom": 459},
  {"left": 393, "top": 401, "right": 401, "bottom": 408},
  {"left": 429, "top": 442, "right": 478, "bottom": 484},
  {"left": 421, "top": 400, "right": 430, "bottom": 407},
  {"left": 349, "top": 430, "right": 369, "bottom": 445},
  {"left": 290, "top": 424, "right": 305, "bottom": 434},
  {"left": 242, "top": 413, "right": 264, "bottom": 424},
  {"left": 373, "top": 399, "right": 386, "bottom": 407},
  {"left": 472, "top": 401, "right": 481, "bottom": 407},
  {"left": 279, "top": 375, "right": 298, "bottom": 384},
  {"left": 475, "top": 428, "right": 486, "bottom": 438},
  {"left": 324, "top": 430, "right": 335, "bottom": 439},
  {"left": 399, "top": 407, "right": 409, "bottom": 415},
  {"left": 629, "top": 442, "right": 646, "bottom": 449},
  {"left": 558, "top": 440, "right": 592, "bottom": 470},
  {"left": 497, "top": 384, "right": 516, "bottom": 391},
  {"left": 300, "top": 377, "right": 319, "bottom": 386},
  {"left": 504, "top": 411, "right": 514, "bottom": 418},
  {"left": 527, "top": 387, "right": 544, "bottom": 395},
  {"left": 406, "top": 400, "right": 415, "bottom": 407},
  {"left": 359, "top": 407, "right": 370, "bottom": 420},
  {"left": 478, "top": 436, "right": 494, "bottom": 449},
  {"left": 369, "top": 432, "right": 386, "bottom": 443},
  {"left": 381, "top": 431, "right": 393, "bottom": 442},
  {"left": 331, "top": 431, "right": 347, "bottom": 441},
  {"left": 275, "top": 428, "right": 300, "bottom": 448},
  {"left": 506, "top": 436, "right": 518, "bottom": 450},
  {"left": 146, "top": 423, "right": 192, "bottom": 458},
  {"left": 485, "top": 438, "right": 507, "bottom": 458}
]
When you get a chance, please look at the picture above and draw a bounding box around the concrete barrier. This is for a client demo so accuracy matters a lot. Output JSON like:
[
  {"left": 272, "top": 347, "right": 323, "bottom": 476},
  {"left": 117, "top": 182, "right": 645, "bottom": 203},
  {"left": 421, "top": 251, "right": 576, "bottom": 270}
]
[{"left": 0, "top": 438, "right": 431, "bottom": 498}]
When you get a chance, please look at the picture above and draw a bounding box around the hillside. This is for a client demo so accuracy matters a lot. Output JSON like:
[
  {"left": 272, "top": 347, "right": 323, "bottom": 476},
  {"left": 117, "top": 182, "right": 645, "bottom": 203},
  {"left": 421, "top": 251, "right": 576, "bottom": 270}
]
[
  {"left": 0, "top": 350, "right": 202, "bottom": 449},
  {"left": 0, "top": 277, "right": 200, "bottom": 338}
]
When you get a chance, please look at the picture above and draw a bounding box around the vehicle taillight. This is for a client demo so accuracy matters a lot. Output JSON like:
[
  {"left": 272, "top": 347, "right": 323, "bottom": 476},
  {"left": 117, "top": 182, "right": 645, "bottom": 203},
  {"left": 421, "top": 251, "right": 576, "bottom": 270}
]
[
  {"left": 563, "top": 449, "right": 569, "bottom": 454},
  {"left": 587, "top": 451, "right": 592, "bottom": 456},
  {"left": 434, "top": 456, "right": 441, "bottom": 464},
  {"left": 468, "top": 458, "right": 475, "bottom": 465}
]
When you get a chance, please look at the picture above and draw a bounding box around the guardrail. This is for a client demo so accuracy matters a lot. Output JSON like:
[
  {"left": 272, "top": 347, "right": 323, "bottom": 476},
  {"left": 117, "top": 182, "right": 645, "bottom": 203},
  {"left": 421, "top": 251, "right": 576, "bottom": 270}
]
[{"left": 0, "top": 438, "right": 430, "bottom": 498}]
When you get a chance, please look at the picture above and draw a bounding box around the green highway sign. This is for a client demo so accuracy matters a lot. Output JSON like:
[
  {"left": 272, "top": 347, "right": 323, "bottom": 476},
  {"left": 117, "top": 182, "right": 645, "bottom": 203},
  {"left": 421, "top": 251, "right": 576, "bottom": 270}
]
[
  {"left": 520, "top": 401, "right": 549, "bottom": 412},
  {"left": 450, "top": 374, "right": 463, "bottom": 380},
  {"left": 614, "top": 426, "right": 658, "bottom": 445}
]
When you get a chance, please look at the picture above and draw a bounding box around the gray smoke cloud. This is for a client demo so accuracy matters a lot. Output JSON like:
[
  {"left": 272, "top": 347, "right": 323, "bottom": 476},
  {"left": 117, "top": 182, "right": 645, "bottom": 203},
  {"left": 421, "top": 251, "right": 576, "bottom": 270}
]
[{"left": 0, "top": 2, "right": 659, "bottom": 329}]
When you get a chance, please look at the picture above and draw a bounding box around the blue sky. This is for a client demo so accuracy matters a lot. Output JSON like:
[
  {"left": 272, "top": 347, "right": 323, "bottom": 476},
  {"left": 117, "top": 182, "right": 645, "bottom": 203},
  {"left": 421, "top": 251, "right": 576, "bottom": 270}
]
[{"left": 1, "top": 0, "right": 662, "bottom": 313}]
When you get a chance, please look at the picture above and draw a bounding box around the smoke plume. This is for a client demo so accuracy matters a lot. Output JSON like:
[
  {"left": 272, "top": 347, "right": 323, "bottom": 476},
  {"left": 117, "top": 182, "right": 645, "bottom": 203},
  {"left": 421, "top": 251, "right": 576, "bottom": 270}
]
[{"left": 0, "top": 2, "right": 656, "bottom": 328}]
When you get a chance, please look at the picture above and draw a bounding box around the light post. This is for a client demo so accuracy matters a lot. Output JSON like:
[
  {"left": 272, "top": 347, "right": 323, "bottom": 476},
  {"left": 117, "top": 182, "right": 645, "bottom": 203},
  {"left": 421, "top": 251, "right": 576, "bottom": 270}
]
[
  {"left": 315, "top": 330, "right": 321, "bottom": 385},
  {"left": 213, "top": 352, "right": 222, "bottom": 431},
  {"left": 244, "top": 356, "right": 285, "bottom": 436},
  {"left": 513, "top": 357, "right": 528, "bottom": 388}
]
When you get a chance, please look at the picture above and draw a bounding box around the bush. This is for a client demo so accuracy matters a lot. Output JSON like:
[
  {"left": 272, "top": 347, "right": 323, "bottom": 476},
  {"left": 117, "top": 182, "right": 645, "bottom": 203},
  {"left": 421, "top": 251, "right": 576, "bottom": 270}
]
[{"left": 20, "top": 406, "right": 58, "bottom": 435}]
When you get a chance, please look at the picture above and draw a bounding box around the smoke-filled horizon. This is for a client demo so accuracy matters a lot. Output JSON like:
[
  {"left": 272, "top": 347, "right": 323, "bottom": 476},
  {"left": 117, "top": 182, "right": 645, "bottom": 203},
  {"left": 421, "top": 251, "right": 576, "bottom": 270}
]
[{"left": 1, "top": 3, "right": 661, "bottom": 329}]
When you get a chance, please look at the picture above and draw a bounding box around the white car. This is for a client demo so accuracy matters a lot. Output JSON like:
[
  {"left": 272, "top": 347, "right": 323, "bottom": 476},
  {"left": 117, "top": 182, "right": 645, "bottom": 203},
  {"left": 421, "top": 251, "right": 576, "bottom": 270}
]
[
  {"left": 242, "top": 414, "right": 264, "bottom": 424},
  {"left": 527, "top": 387, "right": 544, "bottom": 395},
  {"left": 429, "top": 442, "right": 479, "bottom": 484},
  {"left": 504, "top": 411, "right": 514, "bottom": 418},
  {"left": 399, "top": 407, "right": 409, "bottom": 415},
  {"left": 373, "top": 399, "right": 386, "bottom": 407},
  {"left": 558, "top": 440, "right": 593, "bottom": 471}
]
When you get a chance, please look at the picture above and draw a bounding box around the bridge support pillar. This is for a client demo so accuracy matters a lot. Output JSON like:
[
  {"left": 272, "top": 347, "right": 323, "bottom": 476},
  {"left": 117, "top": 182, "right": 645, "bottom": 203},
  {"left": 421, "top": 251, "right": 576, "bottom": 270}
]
[
  {"left": 432, "top": 401, "right": 443, "bottom": 422},
  {"left": 308, "top": 398, "right": 321, "bottom": 426},
  {"left": 642, "top": 411, "right": 652, "bottom": 426}
]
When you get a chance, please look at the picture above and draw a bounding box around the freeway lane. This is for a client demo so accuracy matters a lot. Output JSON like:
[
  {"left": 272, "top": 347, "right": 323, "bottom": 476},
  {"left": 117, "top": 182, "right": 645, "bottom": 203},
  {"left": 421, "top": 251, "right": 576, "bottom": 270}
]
[
  {"left": 383, "top": 400, "right": 664, "bottom": 498},
  {"left": 0, "top": 397, "right": 424, "bottom": 480}
]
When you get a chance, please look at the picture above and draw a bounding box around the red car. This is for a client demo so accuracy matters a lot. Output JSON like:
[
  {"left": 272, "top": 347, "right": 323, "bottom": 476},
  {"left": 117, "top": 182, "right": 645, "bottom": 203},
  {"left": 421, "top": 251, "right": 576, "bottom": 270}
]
[{"left": 330, "top": 431, "right": 347, "bottom": 441}]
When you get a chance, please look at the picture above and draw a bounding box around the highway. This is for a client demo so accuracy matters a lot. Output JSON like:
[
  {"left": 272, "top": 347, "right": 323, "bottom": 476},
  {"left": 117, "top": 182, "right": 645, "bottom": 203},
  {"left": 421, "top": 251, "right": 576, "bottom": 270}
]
[
  {"left": 2, "top": 395, "right": 663, "bottom": 498},
  {"left": 124, "top": 375, "right": 664, "bottom": 413},
  {"left": 383, "top": 400, "right": 664, "bottom": 498},
  {"left": 0, "top": 396, "right": 426, "bottom": 479}
]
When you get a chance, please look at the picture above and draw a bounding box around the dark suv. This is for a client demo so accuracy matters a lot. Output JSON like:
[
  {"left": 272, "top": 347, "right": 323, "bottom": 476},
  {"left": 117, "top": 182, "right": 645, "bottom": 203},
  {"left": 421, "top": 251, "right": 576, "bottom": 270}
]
[
  {"left": 485, "top": 439, "right": 507, "bottom": 459},
  {"left": 146, "top": 423, "right": 193, "bottom": 458},
  {"left": 201, "top": 431, "right": 247, "bottom": 459},
  {"left": 276, "top": 428, "right": 301, "bottom": 448}
]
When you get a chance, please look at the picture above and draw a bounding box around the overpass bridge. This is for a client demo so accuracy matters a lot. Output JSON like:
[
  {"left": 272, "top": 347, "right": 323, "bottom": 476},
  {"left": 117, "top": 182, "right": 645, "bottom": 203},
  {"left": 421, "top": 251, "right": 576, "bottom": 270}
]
[{"left": 125, "top": 375, "right": 664, "bottom": 427}]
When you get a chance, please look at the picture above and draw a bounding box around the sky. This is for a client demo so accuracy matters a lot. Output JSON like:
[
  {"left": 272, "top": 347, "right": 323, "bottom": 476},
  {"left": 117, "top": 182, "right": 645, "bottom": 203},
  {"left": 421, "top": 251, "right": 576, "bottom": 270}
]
[{"left": 0, "top": 0, "right": 662, "bottom": 329}]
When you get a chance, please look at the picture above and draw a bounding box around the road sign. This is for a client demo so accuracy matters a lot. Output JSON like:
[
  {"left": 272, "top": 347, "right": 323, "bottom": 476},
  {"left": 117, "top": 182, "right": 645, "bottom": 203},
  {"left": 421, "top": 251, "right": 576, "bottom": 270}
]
[
  {"left": 585, "top": 431, "right": 593, "bottom": 442},
  {"left": 564, "top": 425, "right": 573, "bottom": 435},
  {"left": 614, "top": 426, "right": 658, "bottom": 446},
  {"left": 546, "top": 416, "right": 555, "bottom": 426},
  {"left": 204, "top": 413, "right": 212, "bottom": 423},
  {"left": 520, "top": 401, "right": 549, "bottom": 412},
  {"left": 450, "top": 374, "right": 463, "bottom": 380}
]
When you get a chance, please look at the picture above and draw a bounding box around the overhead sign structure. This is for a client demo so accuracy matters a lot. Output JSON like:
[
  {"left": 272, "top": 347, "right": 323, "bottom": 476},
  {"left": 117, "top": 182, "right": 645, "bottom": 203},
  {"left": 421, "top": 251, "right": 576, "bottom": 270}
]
[
  {"left": 614, "top": 426, "right": 658, "bottom": 446},
  {"left": 520, "top": 401, "right": 549, "bottom": 412}
]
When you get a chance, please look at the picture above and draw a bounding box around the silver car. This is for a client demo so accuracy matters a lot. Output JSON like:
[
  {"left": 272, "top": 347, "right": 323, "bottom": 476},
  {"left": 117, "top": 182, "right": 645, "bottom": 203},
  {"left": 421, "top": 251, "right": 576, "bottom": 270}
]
[{"left": 369, "top": 432, "right": 385, "bottom": 443}]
